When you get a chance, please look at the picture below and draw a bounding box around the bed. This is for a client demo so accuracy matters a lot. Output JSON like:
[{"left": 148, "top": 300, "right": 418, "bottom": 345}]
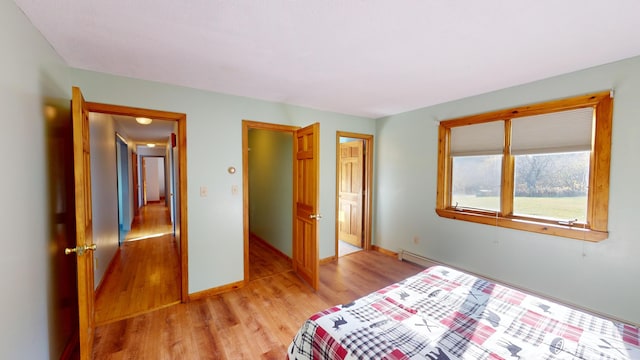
[{"left": 287, "top": 265, "right": 640, "bottom": 359}]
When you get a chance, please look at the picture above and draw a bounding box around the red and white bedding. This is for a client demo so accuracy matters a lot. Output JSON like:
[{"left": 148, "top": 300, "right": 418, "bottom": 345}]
[{"left": 287, "top": 265, "right": 640, "bottom": 359}]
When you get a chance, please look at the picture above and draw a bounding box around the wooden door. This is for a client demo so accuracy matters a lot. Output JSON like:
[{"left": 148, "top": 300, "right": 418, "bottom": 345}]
[
  {"left": 338, "top": 140, "right": 364, "bottom": 247},
  {"left": 70, "top": 87, "right": 96, "bottom": 360},
  {"left": 142, "top": 157, "right": 148, "bottom": 205},
  {"left": 132, "top": 153, "right": 140, "bottom": 215},
  {"left": 293, "top": 123, "right": 320, "bottom": 290}
]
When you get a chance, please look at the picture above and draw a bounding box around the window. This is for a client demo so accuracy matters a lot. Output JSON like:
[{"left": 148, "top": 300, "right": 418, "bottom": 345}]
[{"left": 436, "top": 91, "right": 613, "bottom": 241}]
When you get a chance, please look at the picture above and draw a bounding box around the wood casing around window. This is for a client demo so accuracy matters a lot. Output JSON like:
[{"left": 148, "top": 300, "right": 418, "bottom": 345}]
[{"left": 436, "top": 91, "right": 612, "bottom": 242}]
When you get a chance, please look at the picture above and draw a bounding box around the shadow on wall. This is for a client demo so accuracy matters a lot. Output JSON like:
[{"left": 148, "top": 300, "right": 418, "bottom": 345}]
[{"left": 42, "top": 70, "right": 79, "bottom": 359}]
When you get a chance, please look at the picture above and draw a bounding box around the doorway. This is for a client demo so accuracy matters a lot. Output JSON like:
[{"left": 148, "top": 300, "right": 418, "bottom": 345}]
[
  {"left": 242, "top": 120, "right": 320, "bottom": 290},
  {"left": 335, "top": 132, "right": 373, "bottom": 257},
  {"left": 141, "top": 156, "right": 166, "bottom": 205},
  {"left": 246, "top": 126, "right": 294, "bottom": 281},
  {"left": 243, "top": 121, "right": 297, "bottom": 282},
  {"left": 91, "top": 114, "right": 183, "bottom": 325},
  {"left": 71, "top": 88, "right": 188, "bottom": 358},
  {"left": 83, "top": 101, "right": 188, "bottom": 302},
  {"left": 85, "top": 101, "right": 189, "bottom": 302}
]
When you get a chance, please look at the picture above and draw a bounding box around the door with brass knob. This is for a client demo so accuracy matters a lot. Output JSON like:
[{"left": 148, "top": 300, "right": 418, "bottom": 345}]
[
  {"left": 71, "top": 86, "right": 96, "bottom": 360},
  {"left": 293, "top": 122, "right": 320, "bottom": 291}
]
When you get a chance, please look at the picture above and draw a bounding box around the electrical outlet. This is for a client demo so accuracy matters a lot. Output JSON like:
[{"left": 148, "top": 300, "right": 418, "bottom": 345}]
[{"left": 413, "top": 236, "right": 419, "bottom": 244}]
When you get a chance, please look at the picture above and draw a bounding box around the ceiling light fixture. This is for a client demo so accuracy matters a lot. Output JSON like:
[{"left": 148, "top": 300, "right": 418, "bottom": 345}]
[
  {"left": 136, "top": 117, "right": 152, "bottom": 125},
  {"left": 147, "top": 143, "right": 156, "bottom": 148}
]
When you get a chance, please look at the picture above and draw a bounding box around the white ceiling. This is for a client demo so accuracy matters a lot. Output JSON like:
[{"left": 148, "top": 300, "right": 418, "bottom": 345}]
[
  {"left": 111, "top": 115, "right": 176, "bottom": 146},
  {"left": 15, "top": 0, "right": 640, "bottom": 118}
]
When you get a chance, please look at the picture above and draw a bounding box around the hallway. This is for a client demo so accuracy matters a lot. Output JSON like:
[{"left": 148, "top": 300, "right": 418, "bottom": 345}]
[{"left": 94, "top": 202, "right": 180, "bottom": 325}]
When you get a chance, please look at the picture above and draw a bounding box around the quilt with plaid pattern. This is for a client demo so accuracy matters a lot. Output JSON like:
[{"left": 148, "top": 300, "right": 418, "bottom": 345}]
[{"left": 287, "top": 265, "right": 640, "bottom": 359}]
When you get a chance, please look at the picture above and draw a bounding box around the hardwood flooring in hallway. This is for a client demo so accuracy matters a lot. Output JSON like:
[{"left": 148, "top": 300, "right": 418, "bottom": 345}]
[{"left": 94, "top": 203, "right": 180, "bottom": 325}]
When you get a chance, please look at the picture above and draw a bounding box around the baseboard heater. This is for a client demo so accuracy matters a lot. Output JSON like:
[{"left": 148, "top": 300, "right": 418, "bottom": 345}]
[{"left": 397, "top": 249, "right": 441, "bottom": 268}]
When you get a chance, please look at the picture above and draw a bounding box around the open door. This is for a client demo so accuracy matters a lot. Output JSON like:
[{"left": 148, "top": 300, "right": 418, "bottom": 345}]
[
  {"left": 68, "top": 86, "right": 96, "bottom": 360},
  {"left": 292, "top": 123, "right": 320, "bottom": 290},
  {"left": 338, "top": 140, "right": 364, "bottom": 247},
  {"left": 132, "top": 152, "right": 140, "bottom": 215},
  {"left": 142, "top": 157, "right": 148, "bottom": 205}
]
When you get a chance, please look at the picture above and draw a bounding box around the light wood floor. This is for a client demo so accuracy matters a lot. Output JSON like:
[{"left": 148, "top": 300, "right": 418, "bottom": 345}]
[
  {"left": 94, "top": 203, "right": 181, "bottom": 325},
  {"left": 124, "top": 201, "right": 173, "bottom": 241},
  {"left": 249, "top": 234, "right": 292, "bottom": 282},
  {"left": 93, "top": 244, "right": 425, "bottom": 359}
]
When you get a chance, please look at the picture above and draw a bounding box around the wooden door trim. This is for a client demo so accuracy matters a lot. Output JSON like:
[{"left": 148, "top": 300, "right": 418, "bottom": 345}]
[
  {"left": 335, "top": 132, "right": 374, "bottom": 258},
  {"left": 85, "top": 101, "right": 189, "bottom": 302},
  {"left": 241, "top": 120, "right": 299, "bottom": 284}
]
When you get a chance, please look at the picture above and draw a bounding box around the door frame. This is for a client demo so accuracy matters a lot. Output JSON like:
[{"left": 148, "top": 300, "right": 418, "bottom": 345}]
[
  {"left": 241, "top": 120, "right": 299, "bottom": 283},
  {"left": 132, "top": 152, "right": 140, "bottom": 216},
  {"left": 335, "top": 131, "right": 373, "bottom": 257},
  {"left": 115, "top": 133, "right": 130, "bottom": 245},
  {"left": 85, "top": 101, "right": 189, "bottom": 302}
]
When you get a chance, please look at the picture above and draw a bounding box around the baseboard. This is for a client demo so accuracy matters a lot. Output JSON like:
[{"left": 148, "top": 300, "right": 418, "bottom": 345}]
[
  {"left": 320, "top": 256, "right": 336, "bottom": 264},
  {"left": 371, "top": 245, "right": 398, "bottom": 258},
  {"left": 189, "top": 280, "right": 245, "bottom": 301},
  {"left": 397, "top": 249, "right": 441, "bottom": 268}
]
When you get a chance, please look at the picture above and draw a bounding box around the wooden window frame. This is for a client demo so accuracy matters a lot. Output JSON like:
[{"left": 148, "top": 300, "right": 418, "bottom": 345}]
[{"left": 436, "top": 91, "right": 613, "bottom": 241}]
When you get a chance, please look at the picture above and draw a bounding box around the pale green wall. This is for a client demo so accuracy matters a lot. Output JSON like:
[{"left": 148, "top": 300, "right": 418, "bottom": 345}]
[
  {"left": 70, "top": 69, "right": 377, "bottom": 293},
  {"left": 9, "top": 0, "right": 639, "bottom": 356},
  {"left": 0, "top": 0, "right": 72, "bottom": 358},
  {"left": 88, "top": 113, "right": 119, "bottom": 288},
  {"left": 248, "top": 129, "right": 293, "bottom": 256},
  {"left": 375, "top": 56, "right": 640, "bottom": 324}
]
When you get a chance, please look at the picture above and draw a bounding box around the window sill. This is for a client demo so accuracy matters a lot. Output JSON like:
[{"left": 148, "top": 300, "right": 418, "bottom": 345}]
[{"left": 435, "top": 208, "right": 608, "bottom": 242}]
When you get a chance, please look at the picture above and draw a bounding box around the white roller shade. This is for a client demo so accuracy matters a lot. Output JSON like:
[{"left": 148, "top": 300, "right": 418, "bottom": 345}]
[
  {"left": 511, "top": 107, "right": 593, "bottom": 155},
  {"left": 451, "top": 120, "right": 504, "bottom": 156}
]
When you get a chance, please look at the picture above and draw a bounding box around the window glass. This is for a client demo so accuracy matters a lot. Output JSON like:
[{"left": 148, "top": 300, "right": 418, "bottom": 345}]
[
  {"left": 513, "top": 152, "right": 589, "bottom": 222},
  {"left": 452, "top": 155, "right": 502, "bottom": 211}
]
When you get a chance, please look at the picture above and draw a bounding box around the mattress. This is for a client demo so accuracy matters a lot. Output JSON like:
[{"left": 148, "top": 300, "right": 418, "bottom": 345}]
[{"left": 287, "top": 265, "right": 640, "bottom": 359}]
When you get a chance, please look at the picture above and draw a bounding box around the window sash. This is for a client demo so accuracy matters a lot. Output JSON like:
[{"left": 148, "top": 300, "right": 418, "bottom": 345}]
[
  {"left": 511, "top": 107, "right": 593, "bottom": 155},
  {"left": 450, "top": 121, "right": 504, "bottom": 156}
]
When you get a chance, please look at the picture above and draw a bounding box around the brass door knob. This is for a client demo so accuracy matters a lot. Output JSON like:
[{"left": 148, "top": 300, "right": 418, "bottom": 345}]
[{"left": 64, "top": 244, "right": 97, "bottom": 256}]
